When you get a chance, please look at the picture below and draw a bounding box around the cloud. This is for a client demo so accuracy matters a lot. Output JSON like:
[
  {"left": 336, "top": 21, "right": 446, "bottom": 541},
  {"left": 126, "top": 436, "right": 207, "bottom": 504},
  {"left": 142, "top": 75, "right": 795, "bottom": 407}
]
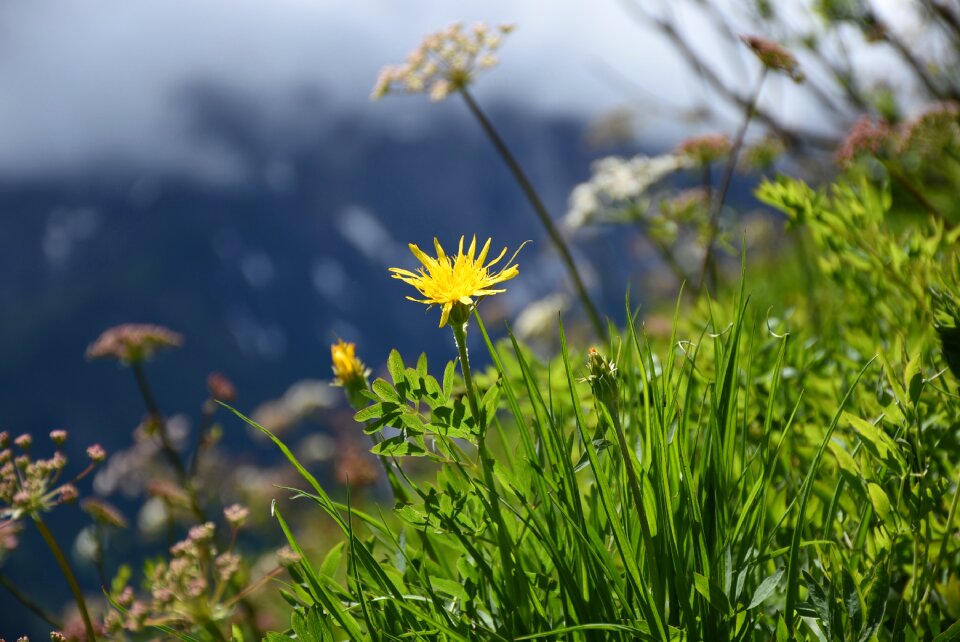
[{"left": 0, "top": 0, "right": 838, "bottom": 180}]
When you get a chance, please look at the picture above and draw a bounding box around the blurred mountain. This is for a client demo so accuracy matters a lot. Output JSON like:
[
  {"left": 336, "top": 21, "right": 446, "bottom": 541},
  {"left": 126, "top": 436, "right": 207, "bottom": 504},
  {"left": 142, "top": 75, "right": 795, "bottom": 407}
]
[{"left": 0, "top": 95, "right": 625, "bottom": 456}]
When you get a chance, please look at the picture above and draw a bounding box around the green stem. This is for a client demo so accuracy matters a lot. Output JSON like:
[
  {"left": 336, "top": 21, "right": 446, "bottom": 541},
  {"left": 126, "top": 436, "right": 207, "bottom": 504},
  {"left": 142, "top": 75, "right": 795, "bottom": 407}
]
[
  {"left": 452, "top": 320, "right": 522, "bottom": 634},
  {"left": 34, "top": 515, "right": 97, "bottom": 641},
  {"left": 604, "top": 399, "right": 665, "bottom": 615},
  {"left": 886, "top": 164, "right": 945, "bottom": 222},
  {"left": 459, "top": 88, "right": 606, "bottom": 342},
  {"left": 697, "top": 68, "right": 768, "bottom": 295},
  {"left": 936, "top": 467, "right": 960, "bottom": 576}
]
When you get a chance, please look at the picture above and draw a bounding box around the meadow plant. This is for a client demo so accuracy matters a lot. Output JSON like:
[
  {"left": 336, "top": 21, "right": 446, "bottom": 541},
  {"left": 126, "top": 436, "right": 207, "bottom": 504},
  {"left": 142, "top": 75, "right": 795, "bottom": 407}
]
[
  {"left": 374, "top": 23, "right": 606, "bottom": 340},
  {"left": 5, "top": 12, "right": 960, "bottom": 642}
]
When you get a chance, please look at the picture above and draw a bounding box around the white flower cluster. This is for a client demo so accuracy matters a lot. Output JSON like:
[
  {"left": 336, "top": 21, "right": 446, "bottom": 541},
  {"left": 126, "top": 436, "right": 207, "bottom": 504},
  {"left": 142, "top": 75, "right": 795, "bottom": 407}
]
[
  {"left": 372, "top": 23, "right": 514, "bottom": 101},
  {"left": 564, "top": 154, "right": 690, "bottom": 231}
]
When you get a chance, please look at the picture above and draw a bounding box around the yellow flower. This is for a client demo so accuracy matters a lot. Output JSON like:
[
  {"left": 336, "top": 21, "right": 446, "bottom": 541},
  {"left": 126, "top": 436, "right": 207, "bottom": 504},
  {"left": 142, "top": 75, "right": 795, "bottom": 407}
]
[
  {"left": 390, "top": 236, "right": 520, "bottom": 327},
  {"left": 331, "top": 340, "right": 369, "bottom": 388}
]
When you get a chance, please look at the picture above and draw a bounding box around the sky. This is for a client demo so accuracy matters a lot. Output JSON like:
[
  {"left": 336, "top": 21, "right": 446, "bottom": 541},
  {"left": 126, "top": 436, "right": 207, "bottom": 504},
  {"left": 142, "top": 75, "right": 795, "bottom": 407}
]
[
  {"left": 0, "top": 0, "right": 826, "bottom": 182},
  {"left": 0, "top": 0, "right": 932, "bottom": 183}
]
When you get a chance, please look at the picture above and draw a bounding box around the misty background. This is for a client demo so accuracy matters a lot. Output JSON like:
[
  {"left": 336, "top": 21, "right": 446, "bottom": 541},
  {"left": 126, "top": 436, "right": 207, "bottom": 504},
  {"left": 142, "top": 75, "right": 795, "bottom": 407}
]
[{"left": 0, "top": 0, "right": 927, "bottom": 636}]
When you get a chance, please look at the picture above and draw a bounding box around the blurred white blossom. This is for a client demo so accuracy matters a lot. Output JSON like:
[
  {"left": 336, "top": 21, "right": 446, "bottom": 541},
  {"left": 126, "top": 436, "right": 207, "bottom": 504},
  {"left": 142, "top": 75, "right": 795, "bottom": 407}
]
[{"left": 564, "top": 153, "right": 689, "bottom": 231}]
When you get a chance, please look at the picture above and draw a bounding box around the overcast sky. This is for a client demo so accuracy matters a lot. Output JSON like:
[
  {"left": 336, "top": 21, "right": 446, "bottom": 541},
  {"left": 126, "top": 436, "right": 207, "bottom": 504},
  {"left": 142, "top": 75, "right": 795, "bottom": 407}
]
[{"left": 0, "top": 0, "right": 919, "bottom": 181}]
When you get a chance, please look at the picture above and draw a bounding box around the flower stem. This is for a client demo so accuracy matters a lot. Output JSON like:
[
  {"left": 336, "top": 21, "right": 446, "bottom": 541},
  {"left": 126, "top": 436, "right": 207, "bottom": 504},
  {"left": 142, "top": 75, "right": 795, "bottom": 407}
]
[
  {"left": 130, "top": 361, "right": 206, "bottom": 522},
  {"left": 603, "top": 398, "right": 665, "bottom": 613},
  {"left": 34, "top": 515, "right": 97, "bottom": 641},
  {"left": 886, "top": 164, "right": 945, "bottom": 221},
  {"left": 460, "top": 88, "right": 606, "bottom": 341},
  {"left": 697, "top": 68, "right": 768, "bottom": 295},
  {"left": 452, "top": 320, "right": 522, "bottom": 633}
]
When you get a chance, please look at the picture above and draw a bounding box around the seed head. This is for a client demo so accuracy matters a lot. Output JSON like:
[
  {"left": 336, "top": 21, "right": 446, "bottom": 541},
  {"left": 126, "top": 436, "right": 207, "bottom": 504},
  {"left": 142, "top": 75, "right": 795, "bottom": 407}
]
[
  {"left": 206, "top": 372, "right": 237, "bottom": 403},
  {"left": 836, "top": 116, "right": 891, "bottom": 166},
  {"left": 372, "top": 22, "right": 515, "bottom": 101},
  {"left": 86, "top": 444, "right": 107, "bottom": 463},
  {"left": 740, "top": 35, "right": 803, "bottom": 82},
  {"left": 86, "top": 323, "right": 183, "bottom": 364},
  {"left": 675, "top": 134, "right": 732, "bottom": 165},
  {"left": 224, "top": 503, "right": 250, "bottom": 528}
]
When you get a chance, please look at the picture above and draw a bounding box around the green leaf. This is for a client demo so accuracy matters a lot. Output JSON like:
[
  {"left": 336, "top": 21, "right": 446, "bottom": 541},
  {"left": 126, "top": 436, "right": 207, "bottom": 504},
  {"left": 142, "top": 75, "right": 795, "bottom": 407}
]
[
  {"left": 748, "top": 567, "right": 785, "bottom": 610},
  {"left": 803, "top": 570, "right": 831, "bottom": 640},
  {"left": 371, "top": 435, "right": 431, "bottom": 457},
  {"left": 354, "top": 402, "right": 389, "bottom": 422},
  {"left": 443, "top": 361, "right": 456, "bottom": 399},
  {"left": 867, "top": 482, "right": 892, "bottom": 524},
  {"left": 933, "top": 618, "right": 960, "bottom": 642},
  {"left": 372, "top": 378, "right": 401, "bottom": 403},
  {"left": 397, "top": 410, "right": 426, "bottom": 434},
  {"left": 479, "top": 380, "right": 501, "bottom": 428},
  {"left": 319, "top": 541, "right": 345, "bottom": 577},
  {"left": 904, "top": 353, "right": 922, "bottom": 405},
  {"left": 388, "top": 349, "right": 405, "bottom": 385},
  {"left": 857, "top": 561, "right": 889, "bottom": 642},
  {"left": 844, "top": 412, "right": 905, "bottom": 473},
  {"left": 694, "top": 572, "right": 731, "bottom": 614}
]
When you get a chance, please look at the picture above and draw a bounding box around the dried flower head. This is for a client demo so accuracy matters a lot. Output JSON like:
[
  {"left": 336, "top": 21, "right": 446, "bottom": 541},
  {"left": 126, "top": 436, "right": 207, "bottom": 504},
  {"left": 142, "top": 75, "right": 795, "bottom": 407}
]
[
  {"left": 675, "top": 134, "right": 733, "bottom": 165},
  {"left": 1, "top": 437, "right": 103, "bottom": 521},
  {"left": 49, "top": 430, "right": 68, "bottom": 446},
  {"left": 276, "top": 545, "right": 302, "bottom": 567},
  {"left": 81, "top": 498, "right": 129, "bottom": 529},
  {"left": 86, "top": 323, "right": 183, "bottom": 364},
  {"left": 334, "top": 444, "right": 379, "bottom": 489},
  {"left": 0, "top": 519, "right": 21, "bottom": 562},
  {"left": 86, "top": 444, "right": 107, "bottom": 463},
  {"left": 206, "top": 372, "right": 237, "bottom": 403},
  {"left": 659, "top": 187, "right": 710, "bottom": 224},
  {"left": 740, "top": 135, "right": 788, "bottom": 171},
  {"left": 390, "top": 236, "right": 520, "bottom": 327},
  {"left": 331, "top": 340, "right": 370, "bottom": 389},
  {"left": 898, "top": 101, "right": 960, "bottom": 160},
  {"left": 740, "top": 34, "right": 803, "bottom": 82},
  {"left": 836, "top": 116, "right": 891, "bottom": 166},
  {"left": 223, "top": 503, "right": 250, "bottom": 528},
  {"left": 372, "top": 22, "right": 515, "bottom": 101}
]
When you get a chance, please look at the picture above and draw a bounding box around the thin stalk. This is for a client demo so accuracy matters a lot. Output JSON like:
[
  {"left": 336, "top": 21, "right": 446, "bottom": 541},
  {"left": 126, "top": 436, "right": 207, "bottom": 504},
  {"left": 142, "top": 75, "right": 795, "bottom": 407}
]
[
  {"left": 34, "top": 515, "right": 97, "bottom": 641},
  {"left": 935, "top": 468, "right": 960, "bottom": 576},
  {"left": 459, "top": 88, "right": 606, "bottom": 341},
  {"left": 886, "top": 165, "right": 945, "bottom": 221},
  {"left": 697, "top": 68, "right": 768, "bottom": 295},
  {"left": 0, "top": 569, "right": 63, "bottom": 629},
  {"left": 188, "top": 399, "right": 217, "bottom": 479},
  {"left": 604, "top": 398, "right": 666, "bottom": 617},
  {"left": 452, "top": 319, "right": 522, "bottom": 634},
  {"left": 130, "top": 361, "right": 205, "bottom": 522}
]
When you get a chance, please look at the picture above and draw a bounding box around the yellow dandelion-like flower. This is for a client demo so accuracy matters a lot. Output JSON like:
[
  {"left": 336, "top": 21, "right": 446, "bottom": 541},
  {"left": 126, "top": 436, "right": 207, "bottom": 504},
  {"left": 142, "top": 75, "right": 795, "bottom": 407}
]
[
  {"left": 390, "top": 236, "right": 520, "bottom": 327},
  {"left": 331, "top": 340, "right": 369, "bottom": 388}
]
